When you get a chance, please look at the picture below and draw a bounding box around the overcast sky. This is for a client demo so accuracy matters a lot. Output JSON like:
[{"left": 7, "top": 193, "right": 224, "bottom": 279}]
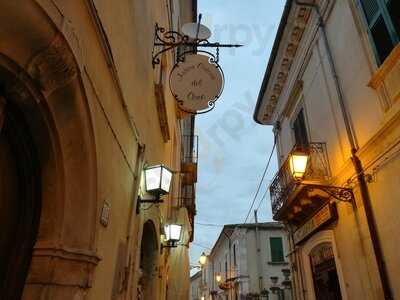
[{"left": 189, "top": 1, "right": 286, "bottom": 270}]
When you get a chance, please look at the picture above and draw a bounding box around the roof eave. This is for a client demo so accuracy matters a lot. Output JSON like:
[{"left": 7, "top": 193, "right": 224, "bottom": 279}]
[{"left": 253, "top": 0, "right": 294, "bottom": 125}]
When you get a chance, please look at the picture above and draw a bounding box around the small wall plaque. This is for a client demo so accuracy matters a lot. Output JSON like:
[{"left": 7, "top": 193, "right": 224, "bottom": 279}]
[{"left": 100, "top": 201, "right": 111, "bottom": 227}]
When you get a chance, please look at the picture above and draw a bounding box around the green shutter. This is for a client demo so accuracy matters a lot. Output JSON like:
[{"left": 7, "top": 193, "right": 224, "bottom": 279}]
[
  {"left": 270, "top": 237, "right": 284, "bottom": 262},
  {"left": 358, "top": 0, "right": 399, "bottom": 64}
]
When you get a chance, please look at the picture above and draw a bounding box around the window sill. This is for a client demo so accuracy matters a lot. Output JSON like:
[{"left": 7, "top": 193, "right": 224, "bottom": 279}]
[
  {"left": 368, "top": 44, "right": 400, "bottom": 90},
  {"left": 267, "top": 261, "right": 288, "bottom": 265}
]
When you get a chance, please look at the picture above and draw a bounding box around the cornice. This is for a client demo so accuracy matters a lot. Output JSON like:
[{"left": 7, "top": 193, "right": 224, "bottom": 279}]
[{"left": 255, "top": 4, "right": 311, "bottom": 125}]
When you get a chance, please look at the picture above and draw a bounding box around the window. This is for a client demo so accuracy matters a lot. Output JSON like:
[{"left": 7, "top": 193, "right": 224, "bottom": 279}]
[
  {"left": 359, "top": 0, "right": 400, "bottom": 65},
  {"left": 292, "top": 108, "right": 308, "bottom": 147},
  {"left": 270, "top": 237, "right": 284, "bottom": 262}
]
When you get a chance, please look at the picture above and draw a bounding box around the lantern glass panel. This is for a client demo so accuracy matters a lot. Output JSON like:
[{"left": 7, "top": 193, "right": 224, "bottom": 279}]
[
  {"left": 145, "top": 166, "right": 162, "bottom": 192},
  {"left": 161, "top": 167, "right": 172, "bottom": 193},
  {"left": 289, "top": 153, "right": 308, "bottom": 179},
  {"left": 165, "top": 224, "right": 182, "bottom": 242}
]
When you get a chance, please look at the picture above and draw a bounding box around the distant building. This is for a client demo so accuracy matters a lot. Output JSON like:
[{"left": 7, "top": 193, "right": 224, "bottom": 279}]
[
  {"left": 254, "top": 0, "right": 400, "bottom": 299},
  {"left": 190, "top": 271, "right": 203, "bottom": 300},
  {"left": 201, "top": 222, "right": 292, "bottom": 300}
]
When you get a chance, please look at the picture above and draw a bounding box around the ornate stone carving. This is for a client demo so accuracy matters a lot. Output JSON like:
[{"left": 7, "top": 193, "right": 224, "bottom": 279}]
[
  {"left": 291, "top": 26, "right": 304, "bottom": 43},
  {"left": 27, "top": 34, "right": 77, "bottom": 95},
  {"left": 286, "top": 43, "right": 298, "bottom": 58},
  {"left": 262, "top": 6, "right": 311, "bottom": 124}
]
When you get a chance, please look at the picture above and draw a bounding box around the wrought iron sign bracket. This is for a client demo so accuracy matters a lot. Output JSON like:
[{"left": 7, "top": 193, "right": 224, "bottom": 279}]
[
  {"left": 302, "top": 183, "right": 355, "bottom": 203},
  {"left": 151, "top": 22, "right": 242, "bottom": 68}
]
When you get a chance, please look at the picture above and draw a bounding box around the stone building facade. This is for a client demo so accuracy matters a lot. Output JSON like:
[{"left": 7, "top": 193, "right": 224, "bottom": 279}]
[
  {"left": 200, "top": 223, "right": 291, "bottom": 300},
  {"left": 254, "top": 0, "right": 400, "bottom": 299},
  {"left": 0, "top": 0, "right": 197, "bottom": 299}
]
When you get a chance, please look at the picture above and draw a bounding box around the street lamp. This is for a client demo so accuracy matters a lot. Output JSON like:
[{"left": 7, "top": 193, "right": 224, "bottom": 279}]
[
  {"left": 199, "top": 252, "right": 207, "bottom": 266},
  {"left": 215, "top": 274, "right": 222, "bottom": 283},
  {"left": 162, "top": 224, "right": 182, "bottom": 250},
  {"left": 137, "top": 165, "right": 173, "bottom": 213},
  {"left": 145, "top": 164, "right": 173, "bottom": 195},
  {"left": 289, "top": 149, "right": 309, "bottom": 179}
]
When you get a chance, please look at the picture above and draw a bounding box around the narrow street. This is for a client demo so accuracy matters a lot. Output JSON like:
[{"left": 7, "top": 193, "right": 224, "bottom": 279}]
[{"left": 0, "top": 1, "right": 399, "bottom": 300}]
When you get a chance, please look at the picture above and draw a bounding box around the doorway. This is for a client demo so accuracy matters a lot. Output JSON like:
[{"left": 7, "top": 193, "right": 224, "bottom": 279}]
[
  {"left": 138, "top": 220, "right": 159, "bottom": 300},
  {"left": 309, "top": 242, "right": 342, "bottom": 300},
  {"left": 0, "top": 99, "right": 41, "bottom": 299}
]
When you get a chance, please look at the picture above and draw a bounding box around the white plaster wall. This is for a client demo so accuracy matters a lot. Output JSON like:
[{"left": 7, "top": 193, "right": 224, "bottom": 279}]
[{"left": 271, "top": 1, "right": 400, "bottom": 299}]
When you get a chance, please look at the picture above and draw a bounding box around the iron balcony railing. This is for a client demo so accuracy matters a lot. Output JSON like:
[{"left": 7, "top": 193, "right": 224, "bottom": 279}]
[
  {"left": 270, "top": 142, "right": 331, "bottom": 216},
  {"left": 181, "top": 135, "right": 199, "bottom": 164},
  {"left": 180, "top": 183, "right": 196, "bottom": 212}
]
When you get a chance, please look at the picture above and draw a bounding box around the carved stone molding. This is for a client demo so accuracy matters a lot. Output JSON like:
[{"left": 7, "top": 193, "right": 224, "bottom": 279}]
[
  {"left": 27, "top": 34, "right": 78, "bottom": 95},
  {"left": 26, "top": 246, "right": 101, "bottom": 288},
  {"left": 262, "top": 6, "right": 311, "bottom": 123}
]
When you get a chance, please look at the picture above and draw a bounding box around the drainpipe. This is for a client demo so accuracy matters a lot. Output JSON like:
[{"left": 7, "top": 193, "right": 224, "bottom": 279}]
[{"left": 294, "top": 1, "right": 392, "bottom": 299}]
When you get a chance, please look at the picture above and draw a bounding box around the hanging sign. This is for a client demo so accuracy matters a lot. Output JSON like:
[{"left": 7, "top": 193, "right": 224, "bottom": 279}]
[{"left": 169, "top": 53, "right": 224, "bottom": 114}]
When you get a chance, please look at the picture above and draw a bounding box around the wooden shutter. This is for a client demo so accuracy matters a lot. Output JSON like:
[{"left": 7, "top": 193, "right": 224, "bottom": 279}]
[
  {"left": 270, "top": 237, "right": 284, "bottom": 262},
  {"left": 359, "top": 0, "right": 399, "bottom": 64}
]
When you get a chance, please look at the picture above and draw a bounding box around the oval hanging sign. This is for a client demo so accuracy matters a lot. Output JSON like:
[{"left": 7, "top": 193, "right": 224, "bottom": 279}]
[{"left": 169, "top": 53, "right": 224, "bottom": 114}]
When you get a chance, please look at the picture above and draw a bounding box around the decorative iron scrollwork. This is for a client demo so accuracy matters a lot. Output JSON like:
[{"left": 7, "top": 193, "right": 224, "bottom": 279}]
[
  {"left": 303, "top": 184, "right": 354, "bottom": 203},
  {"left": 152, "top": 23, "right": 241, "bottom": 68}
]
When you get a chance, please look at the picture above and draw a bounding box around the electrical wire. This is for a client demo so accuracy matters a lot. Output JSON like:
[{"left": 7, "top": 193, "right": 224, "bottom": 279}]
[
  {"left": 243, "top": 139, "right": 276, "bottom": 224},
  {"left": 255, "top": 186, "right": 269, "bottom": 212},
  {"left": 191, "top": 242, "right": 212, "bottom": 250}
]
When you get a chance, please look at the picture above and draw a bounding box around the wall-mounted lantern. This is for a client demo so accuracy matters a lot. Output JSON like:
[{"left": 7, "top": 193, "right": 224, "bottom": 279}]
[
  {"left": 199, "top": 252, "right": 207, "bottom": 266},
  {"left": 289, "top": 149, "right": 309, "bottom": 179},
  {"left": 162, "top": 224, "right": 182, "bottom": 249},
  {"left": 137, "top": 164, "right": 173, "bottom": 213},
  {"left": 145, "top": 164, "right": 173, "bottom": 195},
  {"left": 215, "top": 274, "right": 222, "bottom": 283}
]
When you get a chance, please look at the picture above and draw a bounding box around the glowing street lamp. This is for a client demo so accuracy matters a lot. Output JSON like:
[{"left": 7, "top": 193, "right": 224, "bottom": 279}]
[
  {"left": 145, "top": 164, "right": 173, "bottom": 195},
  {"left": 163, "top": 224, "right": 182, "bottom": 248},
  {"left": 215, "top": 274, "right": 222, "bottom": 283},
  {"left": 289, "top": 149, "right": 309, "bottom": 179},
  {"left": 199, "top": 252, "right": 207, "bottom": 266},
  {"left": 137, "top": 164, "right": 173, "bottom": 213}
]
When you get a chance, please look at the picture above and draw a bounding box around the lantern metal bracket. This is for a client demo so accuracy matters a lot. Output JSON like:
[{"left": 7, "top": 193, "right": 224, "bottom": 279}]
[
  {"left": 302, "top": 183, "right": 355, "bottom": 203},
  {"left": 136, "top": 195, "right": 163, "bottom": 214},
  {"left": 152, "top": 15, "right": 243, "bottom": 68}
]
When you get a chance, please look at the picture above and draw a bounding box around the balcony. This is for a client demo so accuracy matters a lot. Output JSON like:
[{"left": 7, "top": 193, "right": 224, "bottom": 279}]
[
  {"left": 181, "top": 135, "right": 198, "bottom": 184},
  {"left": 270, "top": 143, "right": 332, "bottom": 223},
  {"left": 180, "top": 184, "right": 196, "bottom": 214}
]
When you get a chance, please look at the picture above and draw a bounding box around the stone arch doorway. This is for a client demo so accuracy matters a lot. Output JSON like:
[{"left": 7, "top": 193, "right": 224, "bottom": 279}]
[
  {"left": 139, "top": 220, "right": 159, "bottom": 300},
  {"left": 300, "top": 230, "right": 347, "bottom": 300},
  {"left": 309, "top": 242, "right": 342, "bottom": 300},
  {"left": 0, "top": 1, "right": 99, "bottom": 298},
  {"left": 0, "top": 99, "right": 41, "bottom": 299}
]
